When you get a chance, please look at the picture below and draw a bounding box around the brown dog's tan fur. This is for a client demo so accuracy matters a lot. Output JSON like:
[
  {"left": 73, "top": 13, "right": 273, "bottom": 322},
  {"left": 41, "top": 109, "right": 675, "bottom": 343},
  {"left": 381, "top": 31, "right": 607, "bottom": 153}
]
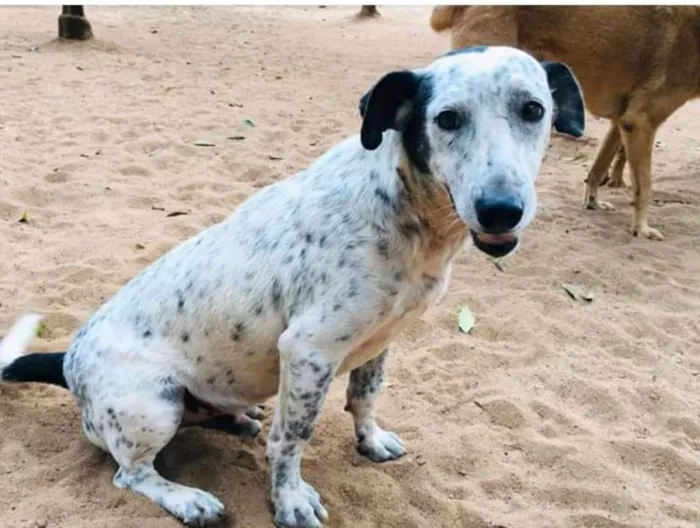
[{"left": 431, "top": 6, "right": 700, "bottom": 240}]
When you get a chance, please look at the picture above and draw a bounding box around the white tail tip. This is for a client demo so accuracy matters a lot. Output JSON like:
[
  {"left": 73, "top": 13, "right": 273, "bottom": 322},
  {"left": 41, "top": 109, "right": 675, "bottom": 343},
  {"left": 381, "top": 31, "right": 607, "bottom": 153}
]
[{"left": 0, "top": 313, "right": 43, "bottom": 371}]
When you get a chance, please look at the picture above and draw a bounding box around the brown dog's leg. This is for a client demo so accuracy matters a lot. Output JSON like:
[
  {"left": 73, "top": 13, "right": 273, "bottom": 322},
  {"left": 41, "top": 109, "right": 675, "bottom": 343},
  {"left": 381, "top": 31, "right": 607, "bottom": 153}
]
[
  {"left": 620, "top": 115, "right": 663, "bottom": 240},
  {"left": 606, "top": 145, "right": 628, "bottom": 188},
  {"left": 584, "top": 122, "right": 621, "bottom": 211}
]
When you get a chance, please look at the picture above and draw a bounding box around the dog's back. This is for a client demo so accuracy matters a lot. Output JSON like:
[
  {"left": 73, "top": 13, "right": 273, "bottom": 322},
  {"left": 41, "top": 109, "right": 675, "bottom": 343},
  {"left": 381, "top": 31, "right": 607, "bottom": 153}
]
[{"left": 431, "top": 6, "right": 700, "bottom": 119}]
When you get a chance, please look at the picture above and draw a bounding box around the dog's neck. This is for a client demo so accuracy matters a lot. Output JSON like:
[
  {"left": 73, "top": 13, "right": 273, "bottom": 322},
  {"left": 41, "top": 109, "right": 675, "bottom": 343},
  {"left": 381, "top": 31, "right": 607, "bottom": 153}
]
[{"left": 388, "top": 149, "right": 469, "bottom": 280}]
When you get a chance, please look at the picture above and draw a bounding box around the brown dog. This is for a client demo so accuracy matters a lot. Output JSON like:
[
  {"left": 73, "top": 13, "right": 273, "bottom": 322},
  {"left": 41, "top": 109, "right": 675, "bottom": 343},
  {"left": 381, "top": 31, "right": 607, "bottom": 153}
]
[{"left": 431, "top": 6, "right": 700, "bottom": 240}]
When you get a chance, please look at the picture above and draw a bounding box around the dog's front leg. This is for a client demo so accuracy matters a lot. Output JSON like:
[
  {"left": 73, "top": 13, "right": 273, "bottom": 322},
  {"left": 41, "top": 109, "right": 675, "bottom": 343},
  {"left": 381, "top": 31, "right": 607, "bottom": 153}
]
[
  {"left": 267, "top": 339, "right": 337, "bottom": 528},
  {"left": 345, "top": 349, "right": 405, "bottom": 462}
]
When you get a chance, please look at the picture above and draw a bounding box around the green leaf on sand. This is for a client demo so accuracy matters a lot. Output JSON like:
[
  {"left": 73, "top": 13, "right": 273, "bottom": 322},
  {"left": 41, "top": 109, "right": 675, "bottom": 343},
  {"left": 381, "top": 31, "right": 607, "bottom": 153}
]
[
  {"left": 243, "top": 118, "right": 255, "bottom": 128},
  {"left": 35, "top": 321, "right": 47, "bottom": 338},
  {"left": 458, "top": 306, "right": 475, "bottom": 334},
  {"left": 135, "top": 243, "right": 146, "bottom": 250},
  {"left": 194, "top": 139, "right": 216, "bottom": 147},
  {"left": 18, "top": 211, "right": 29, "bottom": 223}
]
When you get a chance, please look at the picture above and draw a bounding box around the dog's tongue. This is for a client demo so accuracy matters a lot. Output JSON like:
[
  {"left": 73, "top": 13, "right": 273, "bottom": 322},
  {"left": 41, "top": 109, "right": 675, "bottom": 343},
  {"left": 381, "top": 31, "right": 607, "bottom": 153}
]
[{"left": 473, "top": 232, "right": 517, "bottom": 245}]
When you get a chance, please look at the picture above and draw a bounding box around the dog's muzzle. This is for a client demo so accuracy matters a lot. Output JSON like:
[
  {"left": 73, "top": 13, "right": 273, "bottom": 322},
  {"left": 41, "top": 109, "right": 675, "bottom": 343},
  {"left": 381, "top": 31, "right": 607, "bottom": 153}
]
[
  {"left": 470, "top": 230, "right": 519, "bottom": 257},
  {"left": 470, "top": 191, "right": 524, "bottom": 257}
]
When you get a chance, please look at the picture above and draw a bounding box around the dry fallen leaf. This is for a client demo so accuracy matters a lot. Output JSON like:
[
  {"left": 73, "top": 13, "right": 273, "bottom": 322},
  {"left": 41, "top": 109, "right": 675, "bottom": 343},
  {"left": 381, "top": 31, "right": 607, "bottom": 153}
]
[
  {"left": 458, "top": 306, "right": 475, "bottom": 334},
  {"left": 491, "top": 258, "right": 506, "bottom": 272},
  {"left": 562, "top": 283, "right": 594, "bottom": 303},
  {"left": 562, "top": 283, "right": 579, "bottom": 300}
]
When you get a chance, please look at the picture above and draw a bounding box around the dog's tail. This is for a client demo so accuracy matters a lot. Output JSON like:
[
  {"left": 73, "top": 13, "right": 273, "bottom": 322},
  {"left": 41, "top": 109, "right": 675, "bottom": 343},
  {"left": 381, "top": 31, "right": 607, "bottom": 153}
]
[
  {"left": 0, "top": 313, "right": 68, "bottom": 388},
  {"left": 430, "top": 6, "right": 462, "bottom": 32}
]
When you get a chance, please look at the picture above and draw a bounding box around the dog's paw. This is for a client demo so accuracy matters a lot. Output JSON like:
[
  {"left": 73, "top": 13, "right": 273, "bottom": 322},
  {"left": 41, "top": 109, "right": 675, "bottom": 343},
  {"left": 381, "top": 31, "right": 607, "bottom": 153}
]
[
  {"left": 161, "top": 485, "right": 227, "bottom": 527},
  {"left": 245, "top": 404, "right": 266, "bottom": 421},
  {"left": 633, "top": 223, "right": 664, "bottom": 241},
  {"left": 606, "top": 178, "right": 627, "bottom": 188},
  {"left": 198, "top": 414, "right": 262, "bottom": 438},
  {"left": 273, "top": 480, "right": 328, "bottom": 528},
  {"left": 356, "top": 426, "right": 406, "bottom": 463},
  {"left": 585, "top": 197, "right": 615, "bottom": 211}
]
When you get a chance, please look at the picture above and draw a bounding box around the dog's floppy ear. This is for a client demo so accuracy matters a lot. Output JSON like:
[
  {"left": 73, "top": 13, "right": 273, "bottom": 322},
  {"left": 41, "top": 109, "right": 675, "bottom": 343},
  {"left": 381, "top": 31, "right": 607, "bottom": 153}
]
[
  {"left": 359, "top": 70, "right": 420, "bottom": 150},
  {"left": 541, "top": 61, "right": 585, "bottom": 138}
]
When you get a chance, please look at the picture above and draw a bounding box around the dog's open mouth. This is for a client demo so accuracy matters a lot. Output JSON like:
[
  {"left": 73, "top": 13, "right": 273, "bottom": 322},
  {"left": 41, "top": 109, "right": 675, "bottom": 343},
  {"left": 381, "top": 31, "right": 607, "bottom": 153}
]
[{"left": 470, "top": 230, "right": 519, "bottom": 258}]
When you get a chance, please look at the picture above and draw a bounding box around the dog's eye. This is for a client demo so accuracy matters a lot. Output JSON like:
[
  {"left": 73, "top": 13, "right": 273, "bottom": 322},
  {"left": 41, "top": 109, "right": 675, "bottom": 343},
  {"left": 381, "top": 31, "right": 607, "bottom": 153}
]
[
  {"left": 436, "top": 110, "right": 461, "bottom": 131},
  {"left": 521, "top": 101, "right": 544, "bottom": 122}
]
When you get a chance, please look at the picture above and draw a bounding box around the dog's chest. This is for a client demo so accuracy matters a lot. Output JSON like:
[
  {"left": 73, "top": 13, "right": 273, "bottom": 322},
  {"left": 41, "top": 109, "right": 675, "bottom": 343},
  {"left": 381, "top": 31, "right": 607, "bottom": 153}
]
[{"left": 338, "top": 264, "right": 452, "bottom": 374}]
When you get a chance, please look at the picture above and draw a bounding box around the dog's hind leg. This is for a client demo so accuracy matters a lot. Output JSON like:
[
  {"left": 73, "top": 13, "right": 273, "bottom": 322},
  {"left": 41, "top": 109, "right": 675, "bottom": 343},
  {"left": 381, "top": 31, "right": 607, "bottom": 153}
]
[
  {"left": 345, "top": 349, "right": 405, "bottom": 463},
  {"left": 180, "top": 390, "right": 263, "bottom": 438},
  {"left": 94, "top": 380, "right": 228, "bottom": 526},
  {"left": 606, "top": 145, "right": 628, "bottom": 188},
  {"left": 193, "top": 413, "right": 262, "bottom": 438},
  {"left": 584, "top": 122, "right": 622, "bottom": 211}
]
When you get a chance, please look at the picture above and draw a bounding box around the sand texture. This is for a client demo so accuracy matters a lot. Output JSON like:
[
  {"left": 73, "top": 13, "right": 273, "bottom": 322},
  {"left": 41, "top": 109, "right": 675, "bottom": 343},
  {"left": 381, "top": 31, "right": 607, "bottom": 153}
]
[{"left": 1, "top": 6, "right": 700, "bottom": 528}]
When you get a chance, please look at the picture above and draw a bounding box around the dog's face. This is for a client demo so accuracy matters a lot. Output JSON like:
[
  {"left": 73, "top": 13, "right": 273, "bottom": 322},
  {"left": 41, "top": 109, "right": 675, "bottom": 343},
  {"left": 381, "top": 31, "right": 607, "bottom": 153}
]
[{"left": 359, "top": 45, "right": 584, "bottom": 257}]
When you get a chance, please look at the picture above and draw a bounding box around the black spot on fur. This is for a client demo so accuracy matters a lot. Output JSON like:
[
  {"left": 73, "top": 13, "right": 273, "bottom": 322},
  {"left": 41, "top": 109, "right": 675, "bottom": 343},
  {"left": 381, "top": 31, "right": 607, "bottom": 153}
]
[
  {"left": 176, "top": 291, "right": 185, "bottom": 313},
  {"left": 230, "top": 321, "right": 245, "bottom": 341},
  {"left": 375, "top": 188, "right": 394, "bottom": 208},
  {"left": 271, "top": 278, "right": 283, "bottom": 310},
  {"left": 273, "top": 460, "right": 290, "bottom": 490},
  {"left": 160, "top": 385, "right": 182, "bottom": 402},
  {"left": 347, "top": 278, "right": 359, "bottom": 298},
  {"left": 400, "top": 221, "right": 422, "bottom": 239}
]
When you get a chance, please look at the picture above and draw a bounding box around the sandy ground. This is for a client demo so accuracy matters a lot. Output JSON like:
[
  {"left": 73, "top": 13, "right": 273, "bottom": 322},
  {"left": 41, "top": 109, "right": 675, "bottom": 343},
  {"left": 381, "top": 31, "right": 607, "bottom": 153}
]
[{"left": 1, "top": 6, "right": 700, "bottom": 528}]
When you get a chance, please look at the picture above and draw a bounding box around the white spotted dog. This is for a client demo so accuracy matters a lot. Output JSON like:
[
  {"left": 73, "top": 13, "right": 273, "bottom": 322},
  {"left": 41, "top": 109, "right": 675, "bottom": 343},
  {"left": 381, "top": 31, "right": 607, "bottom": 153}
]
[{"left": 0, "top": 46, "right": 584, "bottom": 527}]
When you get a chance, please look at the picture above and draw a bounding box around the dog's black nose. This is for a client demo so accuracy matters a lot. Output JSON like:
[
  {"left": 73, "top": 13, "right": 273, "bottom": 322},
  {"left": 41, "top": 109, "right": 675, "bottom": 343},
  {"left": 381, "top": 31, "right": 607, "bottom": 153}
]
[{"left": 475, "top": 192, "right": 524, "bottom": 232}]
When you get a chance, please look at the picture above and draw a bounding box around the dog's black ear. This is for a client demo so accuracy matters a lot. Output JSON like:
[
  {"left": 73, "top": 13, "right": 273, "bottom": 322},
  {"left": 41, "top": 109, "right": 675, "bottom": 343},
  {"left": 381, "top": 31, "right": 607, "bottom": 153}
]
[
  {"left": 359, "top": 70, "right": 420, "bottom": 150},
  {"left": 541, "top": 61, "right": 585, "bottom": 138}
]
